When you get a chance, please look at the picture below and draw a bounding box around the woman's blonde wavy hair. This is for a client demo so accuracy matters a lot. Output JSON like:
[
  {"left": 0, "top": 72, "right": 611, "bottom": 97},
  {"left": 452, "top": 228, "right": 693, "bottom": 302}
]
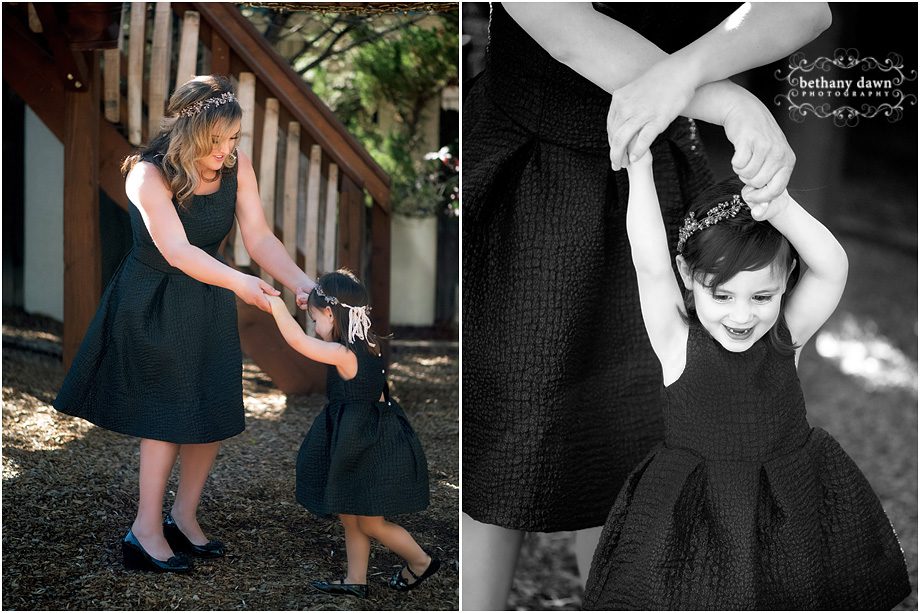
[{"left": 121, "top": 75, "right": 242, "bottom": 208}]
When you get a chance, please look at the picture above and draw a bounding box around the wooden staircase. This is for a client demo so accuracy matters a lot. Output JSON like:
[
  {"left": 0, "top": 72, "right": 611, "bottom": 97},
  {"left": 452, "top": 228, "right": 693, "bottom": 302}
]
[{"left": 3, "top": 2, "right": 392, "bottom": 394}]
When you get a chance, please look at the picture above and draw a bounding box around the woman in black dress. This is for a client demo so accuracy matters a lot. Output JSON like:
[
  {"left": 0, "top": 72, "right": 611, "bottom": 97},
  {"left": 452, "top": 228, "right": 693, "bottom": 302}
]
[
  {"left": 462, "top": 3, "right": 831, "bottom": 608},
  {"left": 53, "top": 75, "right": 315, "bottom": 572}
]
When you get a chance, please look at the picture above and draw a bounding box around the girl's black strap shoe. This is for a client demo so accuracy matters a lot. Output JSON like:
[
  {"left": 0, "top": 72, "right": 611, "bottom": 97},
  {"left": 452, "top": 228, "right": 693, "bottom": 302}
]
[
  {"left": 122, "top": 529, "right": 192, "bottom": 573},
  {"left": 389, "top": 556, "right": 442, "bottom": 591},
  {"left": 310, "top": 578, "right": 369, "bottom": 598},
  {"left": 163, "top": 514, "right": 225, "bottom": 558}
]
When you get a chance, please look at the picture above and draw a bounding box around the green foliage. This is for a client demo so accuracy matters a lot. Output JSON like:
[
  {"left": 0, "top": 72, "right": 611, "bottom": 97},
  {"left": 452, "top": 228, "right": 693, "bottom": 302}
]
[{"left": 310, "top": 16, "right": 458, "bottom": 217}]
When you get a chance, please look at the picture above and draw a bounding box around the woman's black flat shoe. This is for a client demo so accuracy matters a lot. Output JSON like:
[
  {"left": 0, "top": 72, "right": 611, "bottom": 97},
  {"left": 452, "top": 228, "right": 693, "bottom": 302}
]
[
  {"left": 389, "top": 556, "right": 441, "bottom": 591},
  {"left": 163, "top": 514, "right": 225, "bottom": 558},
  {"left": 122, "top": 530, "right": 192, "bottom": 573},
  {"left": 310, "top": 578, "right": 369, "bottom": 598}
]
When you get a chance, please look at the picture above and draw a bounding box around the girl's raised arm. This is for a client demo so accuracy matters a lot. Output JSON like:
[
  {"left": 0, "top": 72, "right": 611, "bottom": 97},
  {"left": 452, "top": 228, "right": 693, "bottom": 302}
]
[
  {"left": 625, "top": 152, "right": 688, "bottom": 381},
  {"left": 266, "top": 295, "right": 358, "bottom": 378},
  {"left": 749, "top": 192, "right": 848, "bottom": 352}
]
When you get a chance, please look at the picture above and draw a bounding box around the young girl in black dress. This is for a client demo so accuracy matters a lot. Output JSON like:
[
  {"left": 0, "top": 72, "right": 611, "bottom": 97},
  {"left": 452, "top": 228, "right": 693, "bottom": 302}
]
[
  {"left": 583, "top": 151, "right": 910, "bottom": 609},
  {"left": 266, "top": 270, "right": 439, "bottom": 598}
]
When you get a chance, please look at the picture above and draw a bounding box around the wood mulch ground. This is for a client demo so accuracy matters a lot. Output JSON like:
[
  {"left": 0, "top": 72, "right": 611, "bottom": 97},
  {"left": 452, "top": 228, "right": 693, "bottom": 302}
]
[{"left": 2, "top": 309, "right": 458, "bottom": 611}]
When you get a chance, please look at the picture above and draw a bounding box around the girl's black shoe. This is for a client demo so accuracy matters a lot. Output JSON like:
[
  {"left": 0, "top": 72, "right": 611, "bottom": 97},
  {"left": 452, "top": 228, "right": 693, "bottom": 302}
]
[
  {"left": 163, "top": 514, "right": 225, "bottom": 558},
  {"left": 122, "top": 530, "right": 192, "bottom": 573},
  {"left": 389, "top": 556, "right": 442, "bottom": 591},
  {"left": 310, "top": 578, "right": 369, "bottom": 598}
]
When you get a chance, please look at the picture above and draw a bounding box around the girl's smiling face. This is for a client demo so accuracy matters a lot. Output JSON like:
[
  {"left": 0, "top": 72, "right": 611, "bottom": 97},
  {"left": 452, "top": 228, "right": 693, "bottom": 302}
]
[
  {"left": 308, "top": 305, "right": 336, "bottom": 342},
  {"left": 198, "top": 119, "right": 241, "bottom": 172},
  {"left": 678, "top": 257, "right": 792, "bottom": 353}
]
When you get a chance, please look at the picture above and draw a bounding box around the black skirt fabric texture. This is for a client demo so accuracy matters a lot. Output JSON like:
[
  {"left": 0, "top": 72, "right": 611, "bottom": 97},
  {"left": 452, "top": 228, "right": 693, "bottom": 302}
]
[
  {"left": 462, "top": 4, "right": 714, "bottom": 532},
  {"left": 296, "top": 347, "right": 430, "bottom": 517},
  {"left": 582, "top": 323, "right": 911, "bottom": 610},
  {"left": 53, "top": 161, "right": 244, "bottom": 444}
]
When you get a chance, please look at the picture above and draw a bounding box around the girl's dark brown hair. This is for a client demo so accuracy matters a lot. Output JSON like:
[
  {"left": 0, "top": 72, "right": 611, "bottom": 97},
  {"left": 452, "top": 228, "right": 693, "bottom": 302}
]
[
  {"left": 307, "top": 269, "right": 382, "bottom": 356},
  {"left": 679, "top": 177, "right": 800, "bottom": 355},
  {"left": 121, "top": 75, "right": 242, "bottom": 208}
]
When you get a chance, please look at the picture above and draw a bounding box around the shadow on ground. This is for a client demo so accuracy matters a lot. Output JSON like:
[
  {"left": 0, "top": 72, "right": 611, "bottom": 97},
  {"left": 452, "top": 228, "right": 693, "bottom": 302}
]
[{"left": 2, "top": 311, "right": 458, "bottom": 611}]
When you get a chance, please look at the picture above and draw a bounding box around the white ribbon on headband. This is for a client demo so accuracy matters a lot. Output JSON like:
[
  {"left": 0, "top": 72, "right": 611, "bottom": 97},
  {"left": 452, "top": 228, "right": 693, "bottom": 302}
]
[
  {"left": 313, "top": 285, "right": 375, "bottom": 346},
  {"left": 342, "top": 302, "right": 375, "bottom": 347}
]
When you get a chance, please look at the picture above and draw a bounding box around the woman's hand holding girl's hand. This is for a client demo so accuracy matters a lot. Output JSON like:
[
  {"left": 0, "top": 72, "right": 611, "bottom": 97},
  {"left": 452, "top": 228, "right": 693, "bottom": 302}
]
[
  {"left": 295, "top": 284, "right": 314, "bottom": 311},
  {"left": 625, "top": 148, "right": 654, "bottom": 174},
  {"left": 722, "top": 95, "right": 795, "bottom": 204},
  {"left": 745, "top": 189, "right": 791, "bottom": 222},
  {"left": 264, "top": 293, "right": 287, "bottom": 314},
  {"left": 608, "top": 58, "right": 698, "bottom": 170},
  {"left": 233, "top": 274, "right": 280, "bottom": 313}
]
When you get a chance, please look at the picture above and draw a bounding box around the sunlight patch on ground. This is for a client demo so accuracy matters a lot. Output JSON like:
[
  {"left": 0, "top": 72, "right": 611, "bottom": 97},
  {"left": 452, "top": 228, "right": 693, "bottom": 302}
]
[
  {"left": 815, "top": 314, "right": 918, "bottom": 393},
  {"left": 3, "top": 455, "right": 22, "bottom": 480}
]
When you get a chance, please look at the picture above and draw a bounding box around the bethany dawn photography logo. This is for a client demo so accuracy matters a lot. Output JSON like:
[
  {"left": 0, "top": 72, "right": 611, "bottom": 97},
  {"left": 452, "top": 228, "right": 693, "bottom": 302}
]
[{"left": 774, "top": 48, "right": 917, "bottom": 126}]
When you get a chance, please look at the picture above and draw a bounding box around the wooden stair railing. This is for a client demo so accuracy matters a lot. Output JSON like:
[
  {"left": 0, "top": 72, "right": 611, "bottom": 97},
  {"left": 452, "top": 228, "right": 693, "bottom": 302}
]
[{"left": 5, "top": 2, "right": 392, "bottom": 394}]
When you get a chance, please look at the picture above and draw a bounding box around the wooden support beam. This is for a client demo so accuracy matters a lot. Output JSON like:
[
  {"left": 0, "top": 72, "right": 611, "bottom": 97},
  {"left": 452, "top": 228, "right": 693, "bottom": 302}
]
[
  {"left": 3, "top": 15, "right": 131, "bottom": 210},
  {"left": 370, "top": 197, "right": 391, "bottom": 363},
  {"left": 127, "top": 2, "right": 145, "bottom": 145},
  {"left": 31, "top": 3, "right": 90, "bottom": 91},
  {"left": 175, "top": 10, "right": 199, "bottom": 85},
  {"left": 102, "top": 48, "right": 120, "bottom": 122},
  {"left": 258, "top": 98, "right": 280, "bottom": 284},
  {"left": 233, "top": 72, "right": 256, "bottom": 267},
  {"left": 337, "top": 177, "right": 364, "bottom": 274},
  {"left": 148, "top": 2, "right": 171, "bottom": 137},
  {"left": 210, "top": 30, "right": 230, "bottom": 76},
  {"left": 322, "top": 163, "right": 338, "bottom": 275},
  {"left": 63, "top": 51, "right": 102, "bottom": 368},
  {"left": 303, "top": 144, "right": 322, "bottom": 280},
  {"left": 281, "top": 121, "right": 300, "bottom": 311}
]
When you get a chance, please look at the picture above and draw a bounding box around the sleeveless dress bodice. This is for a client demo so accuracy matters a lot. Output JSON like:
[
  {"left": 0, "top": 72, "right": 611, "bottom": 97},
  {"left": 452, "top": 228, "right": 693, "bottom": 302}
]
[
  {"left": 584, "top": 322, "right": 911, "bottom": 610},
  {"left": 664, "top": 323, "right": 812, "bottom": 462}
]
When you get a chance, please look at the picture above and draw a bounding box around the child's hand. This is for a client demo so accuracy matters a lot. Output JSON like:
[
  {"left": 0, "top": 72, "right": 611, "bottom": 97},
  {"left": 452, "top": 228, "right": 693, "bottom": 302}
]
[
  {"left": 625, "top": 148, "right": 653, "bottom": 174},
  {"left": 744, "top": 188, "right": 791, "bottom": 222},
  {"left": 264, "top": 293, "right": 286, "bottom": 313},
  {"left": 234, "top": 274, "right": 280, "bottom": 313}
]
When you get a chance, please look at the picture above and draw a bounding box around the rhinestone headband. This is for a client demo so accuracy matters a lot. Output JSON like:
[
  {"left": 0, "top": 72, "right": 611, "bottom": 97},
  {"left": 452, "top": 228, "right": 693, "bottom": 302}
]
[
  {"left": 677, "top": 194, "right": 744, "bottom": 254},
  {"left": 313, "top": 285, "right": 376, "bottom": 347},
  {"left": 179, "top": 92, "right": 237, "bottom": 118}
]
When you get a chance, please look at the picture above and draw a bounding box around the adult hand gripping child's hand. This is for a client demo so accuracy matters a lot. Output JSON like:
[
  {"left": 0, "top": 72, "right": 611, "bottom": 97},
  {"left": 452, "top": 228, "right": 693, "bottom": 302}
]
[
  {"left": 233, "top": 274, "right": 279, "bottom": 313},
  {"left": 744, "top": 188, "right": 791, "bottom": 222}
]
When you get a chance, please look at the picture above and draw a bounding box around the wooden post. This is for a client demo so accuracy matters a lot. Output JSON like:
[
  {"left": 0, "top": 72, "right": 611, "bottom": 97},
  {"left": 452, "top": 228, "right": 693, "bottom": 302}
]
[
  {"left": 282, "top": 121, "right": 300, "bottom": 311},
  {"left": 127, "top": 2, "right": 145, "bottom": 145},
  {"left": 210, "top": 30, "right": 230, "bottom": 76},
  {"left": 337, "top": 176, "right": 363, "bottom": 273},
  {"left": 27, "top": 3, "right": 42, "bottom": 32},
  {"left": 304, "top": 144, "right": 322, "bottom": 280},
  {"left": 322, "top": 163, "right": 338, "bottom": 275},
  {"left": 147, "top": 2, "right": 170, "bottom": 138},
  {"left": 102, "top": 48, "right": 120, "bottom": 123},
  {"left": 175, "top": 10, "right": 199, "bottom": 86},
  {"left": 233, "top": 72, "right": 256, "bottom": 266},
  {"left": 370, "top": 197, "right": 391, "bottom": 362},
  {"left": 258, "top": 98, "right": 280, "bottom": 284},
  {"left": 63, "top": 51, "right": 102, "bottom": 368}
]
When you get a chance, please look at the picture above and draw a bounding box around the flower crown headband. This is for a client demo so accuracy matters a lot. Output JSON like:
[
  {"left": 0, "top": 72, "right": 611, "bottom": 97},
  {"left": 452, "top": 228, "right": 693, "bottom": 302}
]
[
  {"left": 179, "top": 91, "right": 237, "bottom": 118},
  {"left": 313, "top": 285, "right": 376, "bottom": 347},
  {"left": 676, "top": 194, "right": 744, "bottom": 254}
]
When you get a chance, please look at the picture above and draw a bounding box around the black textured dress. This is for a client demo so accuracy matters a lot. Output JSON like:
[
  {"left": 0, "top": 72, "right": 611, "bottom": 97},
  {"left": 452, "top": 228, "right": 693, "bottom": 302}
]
[
  {"left": 462, "top": 3, "right": 727, "bottom": 531},
  {"left": 583, "top": 321, "right": 911, "bottom": 610},
  {"left": 296, "top": 345, "right": 430, "bottom": 517},
  {"left": 53, "top": 158, "right": 245, "bottom": 444}
]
